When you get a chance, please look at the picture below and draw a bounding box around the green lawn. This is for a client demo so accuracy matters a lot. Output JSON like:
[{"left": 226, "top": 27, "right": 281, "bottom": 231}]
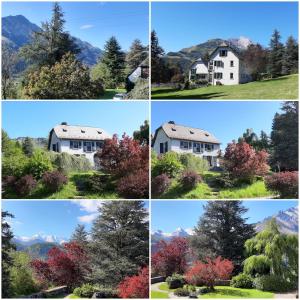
[
  {"left": 99, "top": 88, "right": 126, "bottom": 99},
  {"left": 151, "top": 74, "right": 298, "bottom": 99},
  {"left": 65, "top": 294, "right": 81, "bottom": 299},
  {"left": 151, "top": 290, "right": 170, "bottom": 298},
  {"left": 200, "top": 286, "right": 274, "bottom": 298},
  {"left": 158, "top": 283, "right": 177, "bottom": 292}
]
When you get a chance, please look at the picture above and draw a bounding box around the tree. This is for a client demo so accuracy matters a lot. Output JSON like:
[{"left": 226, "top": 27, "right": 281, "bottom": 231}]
[
  {"left": 71, "top": 224, "right": 88, "bottom": 246},
  {"left": 239, "top": 129, "right": 271, "bottom": 152},
  {"left": 88, "top": 201, "right": 148, "bottom": 286},
  {"left": 118, "top": 267, "right": 149, "bottom": 298},
  {"left": 133, "top": 120, "right": 149, "bottom": 145},
  {"left": 31, "top": 242, "right": 90, "bottom": 289},
  {"left": 20, "top": 3, "right": 79, "bottom": 67},
  {"left": 282, "top": 36, "right": 298, "bottom": 75},
  {"left": 125, "top": 39, "right": 147, "bottom": 74},
  {"left": 22, "top": 137, "right": 35, "bottom": 157},
  {"left": 91, "top": 36, "right": 125, "bottom": 88},
  {"left": 256, "top": 131, "right": 271, "bottom": 151},
  {"left": 23, "top": 52, "right": 104, "bottom": 99},
  {"left": 270, "top": 101, "right": 298, "bottom": 171},
  {"left": 191, "top": 201, "right": 255, "bottom": 272},
  {"left": 151, "top": 30, "right": 165, "bottom": 83},
  {"left": 239, "top": 128, "right": 258, "bottom": 146},
  {"left": 185, "top": 257, "right": 234, "bottom": 290},
  {"left": 2, "top": 211, "right": 16, "bottom": 298},
  {"left": 267, "top": 29, "right": 284, "bottom": 77},
  {"left": 152, "top": 237, "right": 190, "bottom": 277},
  {"left": 222, "top": 141, "right": 269, "bottom": 182},
  {"left": 243, "top": 219, "right": 298, "bottom": 282}
]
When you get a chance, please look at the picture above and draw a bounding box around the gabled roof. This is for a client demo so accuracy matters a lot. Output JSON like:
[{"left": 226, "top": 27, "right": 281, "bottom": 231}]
[{"left": 152, "top": 122, "right": 220, "bottom": 146}]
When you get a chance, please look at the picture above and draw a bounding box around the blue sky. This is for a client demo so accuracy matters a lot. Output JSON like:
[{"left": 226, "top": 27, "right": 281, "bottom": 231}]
[
  {"left": 2, "top": 200, "right": 149, "bottom": 239},
  {"left": 152, "top": 2, "right": 298, "bottom": 52},
  {"left": 152, "top": 200, "right": 298, "bottom": 233},
  {"left": 2, "top": 1, "right": 149, "bottom": 50},
  {"left": 2, "top": 101, "right": 149, "bottom": 138},
  {"left": 152, "top": 101, "right": 282, "bottom": 150}
]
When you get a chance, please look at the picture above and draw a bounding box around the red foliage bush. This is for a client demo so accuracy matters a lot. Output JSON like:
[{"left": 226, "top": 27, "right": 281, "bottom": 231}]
[
  {"left": 265, "top": 171, "right": 298, "bottom": 198},
  {"left": 42, "top": 170, "right": 68, "bottom": 192},
  {"left": 117, "top": 169, "right": 149, "bottom": 199},
  {"left": 185, "top": 256, "right": 234, "bottom": 289},
  {"left": 180, "top": 171, "right": 202, "bottom": 190},
  {"left": 223, "top": 142, "right": 269, "bottom": 182},
  {"left": 152, "top": 237, "right": 190, "bottom": 277},
  {"left": 151, "top": 174, "right": 171, "bottom": 197},
  {"left": 118, "top": 266, "right": 149, "bottom": 298},
  {"left": 15, "top": 174, "right": 37, "bottom": 196},
  {"left": 2, "top": 175, "right": 17, "bottom": 190}
]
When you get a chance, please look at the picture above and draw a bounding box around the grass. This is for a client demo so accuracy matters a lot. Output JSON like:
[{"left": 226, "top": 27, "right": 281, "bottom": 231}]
[
  {"left": 151, "top": 74, "right": 298, "bottom": 99},
  {"left": 200, "top": 286, "right": 274, "bottom": 298},
  {"left": 158, "top": 283, "right": 177, "bottom": 292},
  {"left": 65, "top": 294, "right": 81, "bottom": 299},
  {"left": 99, "top": 88, "right": 126, "bottom": 99},
  {"left": 151, "top": 291, "right": 170, "bottom": 299}
]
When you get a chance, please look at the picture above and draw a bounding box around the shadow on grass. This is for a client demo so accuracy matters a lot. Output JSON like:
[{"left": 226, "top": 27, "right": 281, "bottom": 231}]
[
  {"left": 209, "top": 288, "right": 251, "bottom": 297},
  {"left": 152, "top": 91, "right": 227, "bottom": 99}
]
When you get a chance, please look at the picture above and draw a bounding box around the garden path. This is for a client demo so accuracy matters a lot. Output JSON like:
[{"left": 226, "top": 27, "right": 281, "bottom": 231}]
[{"left": 274, "top": 292, "right": 297, "bottom": 298}]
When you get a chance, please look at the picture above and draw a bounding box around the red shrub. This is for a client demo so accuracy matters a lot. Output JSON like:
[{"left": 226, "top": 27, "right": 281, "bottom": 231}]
[
  {"left": 185, "top": 257, "right": 234, "bottom": 289},
  {"left": 152, "top": 237, "right": 189, "bottom": 277},
  {"left": 118, "top": 267, "right": 149, "bottom": 298},
  {"left": 151, "top": 174, "right": 171, "bottom": 197},
  {"left": 42, "top": 170, "right": 68, "bottom": 192},
  {"left": 180, "top": 171, "right": 202, "bottom": 190},
  {"left": 2, "top": 175, "right": 17, "bottom": 190},
  {"left": 117, "top": 169, "right": 149, "bottom": 199},
  {"left": 223, "top": 142, "right": 269, "bottom": 182},
  {"left": 15, "top": 174, "right": 37, "bottom": 196},
  {"left": 265, "top": 171, "right": 298, "bottom": 198}
]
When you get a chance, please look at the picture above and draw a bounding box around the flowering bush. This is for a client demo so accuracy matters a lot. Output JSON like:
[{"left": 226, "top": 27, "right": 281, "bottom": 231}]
[
  {"left": 151, "top": 174, "right": 171, "bottom": 197},
  {"left": 118, "top": 267, "right": 149, "bottom": 298},
  {"left": 180, "top": 171, "right": 202, "bottom": 190},
  {"left": 185, "top": 257, "right": 234, "bottom": 290},
  {"left": 42, "top": 170, "right": 68, "bottom": 192},
  {"left": 15, "top": 175, "right": 37, "bottom": 196},
  {"left": 265, "top": 171, "right": 298, "bottom": 198}
]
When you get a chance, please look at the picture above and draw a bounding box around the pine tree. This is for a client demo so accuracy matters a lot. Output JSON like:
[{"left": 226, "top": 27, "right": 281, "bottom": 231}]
[
  {"left": 133, "top": 120, "right": 149, "bottom": 145},
  {"left": 267, "top": 29, "right": 284, "bottom": 78},
  {"left": 282, "top": 36, "right": 298, "bottom": 75},
  {"left": 256, "top": 130, "right": 271, "bottom": 151},
  {"left": 191, "top": 201, "right": 255, "bottom": 272},
  {"left": 20, "top": 3, "right": 79, "bottom": 67},
  {"left": 151, "top": 30, "right": 165, "bottom": 83},
  {"left": 125, "top": 39, "right": 147, "bottom": 74},
  {"left": 239, "top": 128, "right": 258, "bottom": 146},
  {"left": 22, "top": 137, "right": 35, "bottom": 157},
  {"left": 270, "top": 101, "right": 298, "bottom": 171},
  {"left": 2, "top": 211, "right": 16, "bottom": 298},
  {"left": 88, "top": 201, "right": 148, "bottom": 286},
  {"left": 71, "top": 224, "right": 88, "bottom": 246},
  {"left": 91, "top": 36, "right": 125, "bottom": 89}
]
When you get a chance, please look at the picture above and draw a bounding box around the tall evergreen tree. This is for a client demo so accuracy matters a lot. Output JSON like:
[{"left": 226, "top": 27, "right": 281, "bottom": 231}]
[
  {"left": 2, "top": 211, "right": 16, "bottom": 298},
  {"left": 20, "top": 2, "right": 79, "bottom": 67},
  {"left": 151, "top": 30, "right": 165, "bottom": 83},
  {"left": 191, "top": 201, "right": 255, "bottom": 272},
  {"left": 133, "top": 120, "right": 149, "bottom": 145},
  {"left": 71, "top": 224, "right": 88, "bottom": 246},
  {"left": 239, "top": 128, "right": 258, "bottom": 145},
  {"left": 282, "top": 36, "right": 298, "bottom": 75},
  {"left": 88, "top": 201, "right": 148, "bottom": 286},
  {"left": 270, "top": 101, "right": 298, "bottom": 171},
  {"left": 267, "top": 29, "right": 284, "bottom": 77},
  {"left": 22, "top": 137, "right": 35, "bottom": 157},
  {"left": 256, "top": 130, "right": 271, "bottom": 151},
  {"left": 125, "top": 39, "right": 147, "bottom": 74},
  {"left": 91, "top": 36, "right": 125, "bottom": 89}
]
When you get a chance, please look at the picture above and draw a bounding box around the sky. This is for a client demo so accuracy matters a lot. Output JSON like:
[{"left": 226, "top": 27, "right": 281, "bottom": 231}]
[
  {"left": 152, "top": 200, "right": 298, "bottom": 233},
  {"left": 2, "top": 1, "right": 149, "bottom": 50},
  {"left": 2, "top": 101, "right": 149, "bottom": 138},
  {"left": 152, "top": 101, "right": 282, "bottom": 150},
  {"left": 152, "top": 2, "right": 298, "bottom": 52},
  {"left": 2, "top": 200, "right": 149, "bottom": 239}
]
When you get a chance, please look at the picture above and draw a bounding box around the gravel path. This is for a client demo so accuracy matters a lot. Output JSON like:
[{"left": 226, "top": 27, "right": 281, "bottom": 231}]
[{"left": 274, "top": 292, "right": 298, "bottom": 299}]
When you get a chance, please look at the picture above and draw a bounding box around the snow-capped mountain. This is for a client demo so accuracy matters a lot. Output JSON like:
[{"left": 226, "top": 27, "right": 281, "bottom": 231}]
[
  {"left": 152, "top": 227, "right": 193, "bottom": 242},
  {"left": 13, "top": 234, "right": 68, "bottom": 246},
  {"left": 228, "top": 36, "right": 252, "bottom": 50}
]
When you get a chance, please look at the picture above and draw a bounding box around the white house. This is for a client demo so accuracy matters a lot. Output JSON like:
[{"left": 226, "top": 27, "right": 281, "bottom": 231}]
[
  {"left": 128, "top": 58, "right": 149, "bottom": 83},
  {"left": 152, "top": 121, "right": 221, "bottom": 167},
  {"left": 48, "top": 122, "right": 111, "bottom": 166},
  {"left": 189, "top": 42, "right": 251, "bottom": 85}
]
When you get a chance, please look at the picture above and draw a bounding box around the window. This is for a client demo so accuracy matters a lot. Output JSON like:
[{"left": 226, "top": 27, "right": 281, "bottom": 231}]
[
  {"left": 205, "top": 144, "right": 215, "bottom": 151},
  {"left": 197, "top": 74, "right": 207, "bottom": 79},
  {"left": 230, "top": 73, "right": 234, "bottom": 80},
  {"left": 214, "top": 61, "right": 223, "bottom": 67},
  {"left": 230, "top": 61, "right": 234, "bottom": 67},
  {"left": 52, "top": 144, "right": 57, "bottom": 152},
  {"left": 96, "top": 141, "right": 104, "bottom": 150},
  {"left": 180, "top": 141, "right": 189, "bottom": 150},
  {"left": 70, "top": 140, "right": 81, "bottom": 150},
  {"left": 220, "top": 50, "right": 227, "bottom": 57},
  {"left": 193, "top": 142, "right": 202, "bottom": 153},
  {"left": 83, "top": 141, "right": 93, "bottom": 152},
  {"left": 214, "top": 73, "right": 223, "bottom": 79},
  {"left": 164, "top": 142, "right": 168, "bottom": 153},
  {"left": 160, "top": 143, "right": 164, "bottom": 154},
  {"left": 191, "top": 68, "right": 196, "bottom": 75}
]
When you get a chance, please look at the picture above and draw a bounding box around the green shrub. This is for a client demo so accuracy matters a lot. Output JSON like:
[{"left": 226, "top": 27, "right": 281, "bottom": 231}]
[
  {"left": 87, "top": 173, "right": 111, "bottom": 193},
  {"left": 2, "top": 153, "right": 28, "bottom": 178},
  {"left": 92, "top": 287, "right": 119, "bottom": 298},
  {"left": 198, "top": 287, "right": 210, "bottom": 294},
  {"left": 254, "top": 275, "right": 295, "bottom": 292},
  {"left": 179, "top": 153, "right": 209, "bottom": 174},
  {"left": 214, "top": 172, "right": 235, "bottom": 188},
  {"left": 231, "top": 273, "right": 253, "bottom": 288},
  {"left": 174, "top": 287, "right": 189, "bottom": 297},
  {"left": 26, "top": 150, "right": 53, "bottom": 179},
  {"left": 73, "top": 283, "right": 97, "bottom": 298},
  {"left": 166, "top": 273, "right": 185, "bottom": 289},
  {"left": 125, "top": 78, "right": 149, "bottom": 100},
  {"left": 152, "top": 152, "right": 183, "bottom": 178}
]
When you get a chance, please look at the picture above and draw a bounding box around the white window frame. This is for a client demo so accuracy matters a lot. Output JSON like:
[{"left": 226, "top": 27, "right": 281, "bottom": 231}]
[{"left": 180, "top": 141, "right": 189, "bottom": 150}]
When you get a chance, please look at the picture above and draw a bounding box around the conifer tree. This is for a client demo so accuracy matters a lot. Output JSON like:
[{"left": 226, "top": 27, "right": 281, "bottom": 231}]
[
  {"left": 71, "top": 224, "right": 88, "bottom": 246},
  {"left": 267, "top": 29, "right": 284, "bottom": 77},
  {"left": 282, "top": 36, "right": 298, "bottom": 75},
  {"left": 88, "top": 201, "right": 148, "bottom": 286},
  {"left": 22, "top": 137, "right": 35, "bottom": 157},
  {"left": 151, "top": 30, "right": 165, "bottom": 83},
  {"left": 125, "top": 39, "right": 147, "bottom": 74}
]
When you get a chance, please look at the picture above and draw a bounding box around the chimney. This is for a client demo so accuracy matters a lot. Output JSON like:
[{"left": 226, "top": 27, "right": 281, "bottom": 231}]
[{"left": 61, "top": 122, "right": 68, "bottom": 125}]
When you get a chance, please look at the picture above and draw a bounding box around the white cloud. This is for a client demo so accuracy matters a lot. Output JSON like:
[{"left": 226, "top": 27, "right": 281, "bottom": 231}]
[
  {"left": 78, "top": 213, "right": 98, "bottom": 224},
  {"left": 80, "top": 24, "right": 94, "bottom": 30},
  {"left": 72, "top": 200, "right": 102, "bottom": 213},
  {"left": 185, "top": 228, "right": 195, "bottom": 235}
]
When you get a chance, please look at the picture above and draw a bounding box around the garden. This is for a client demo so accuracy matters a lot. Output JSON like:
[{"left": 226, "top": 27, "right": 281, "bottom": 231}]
[
  {"left": 2, "top": 123, "right": 149, "bottom": 199},
  {"left": 151, "top": 202, "right": 298, "bottom": 299},
  {"left": 151, "top": 102, "right": 298, "bottom": 199}
]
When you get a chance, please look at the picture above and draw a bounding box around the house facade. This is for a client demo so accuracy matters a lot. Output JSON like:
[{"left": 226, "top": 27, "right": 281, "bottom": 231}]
[
  {"left": 128, "top": 58, "right": 149, "bottom": 83},
  {"left": 189, "top": 42, "right": 251, "bottom": 85},
  {"left": 152, "top": 121, "right": 221, "bottom": 167},
  {"left": 48, "top": 122, "right": 111, "bottom": 166}
]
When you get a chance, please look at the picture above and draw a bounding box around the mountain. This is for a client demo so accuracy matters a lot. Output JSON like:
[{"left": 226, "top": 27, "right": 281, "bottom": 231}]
[
  {"left": 2, "top": 15, "right": 102, "bottom": 66},
  {"left": 14, "top": 137, "right": 48, "bottom": 149},
  {"left": 14, "top": 234, "right": 67, "bottom": 247}
]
